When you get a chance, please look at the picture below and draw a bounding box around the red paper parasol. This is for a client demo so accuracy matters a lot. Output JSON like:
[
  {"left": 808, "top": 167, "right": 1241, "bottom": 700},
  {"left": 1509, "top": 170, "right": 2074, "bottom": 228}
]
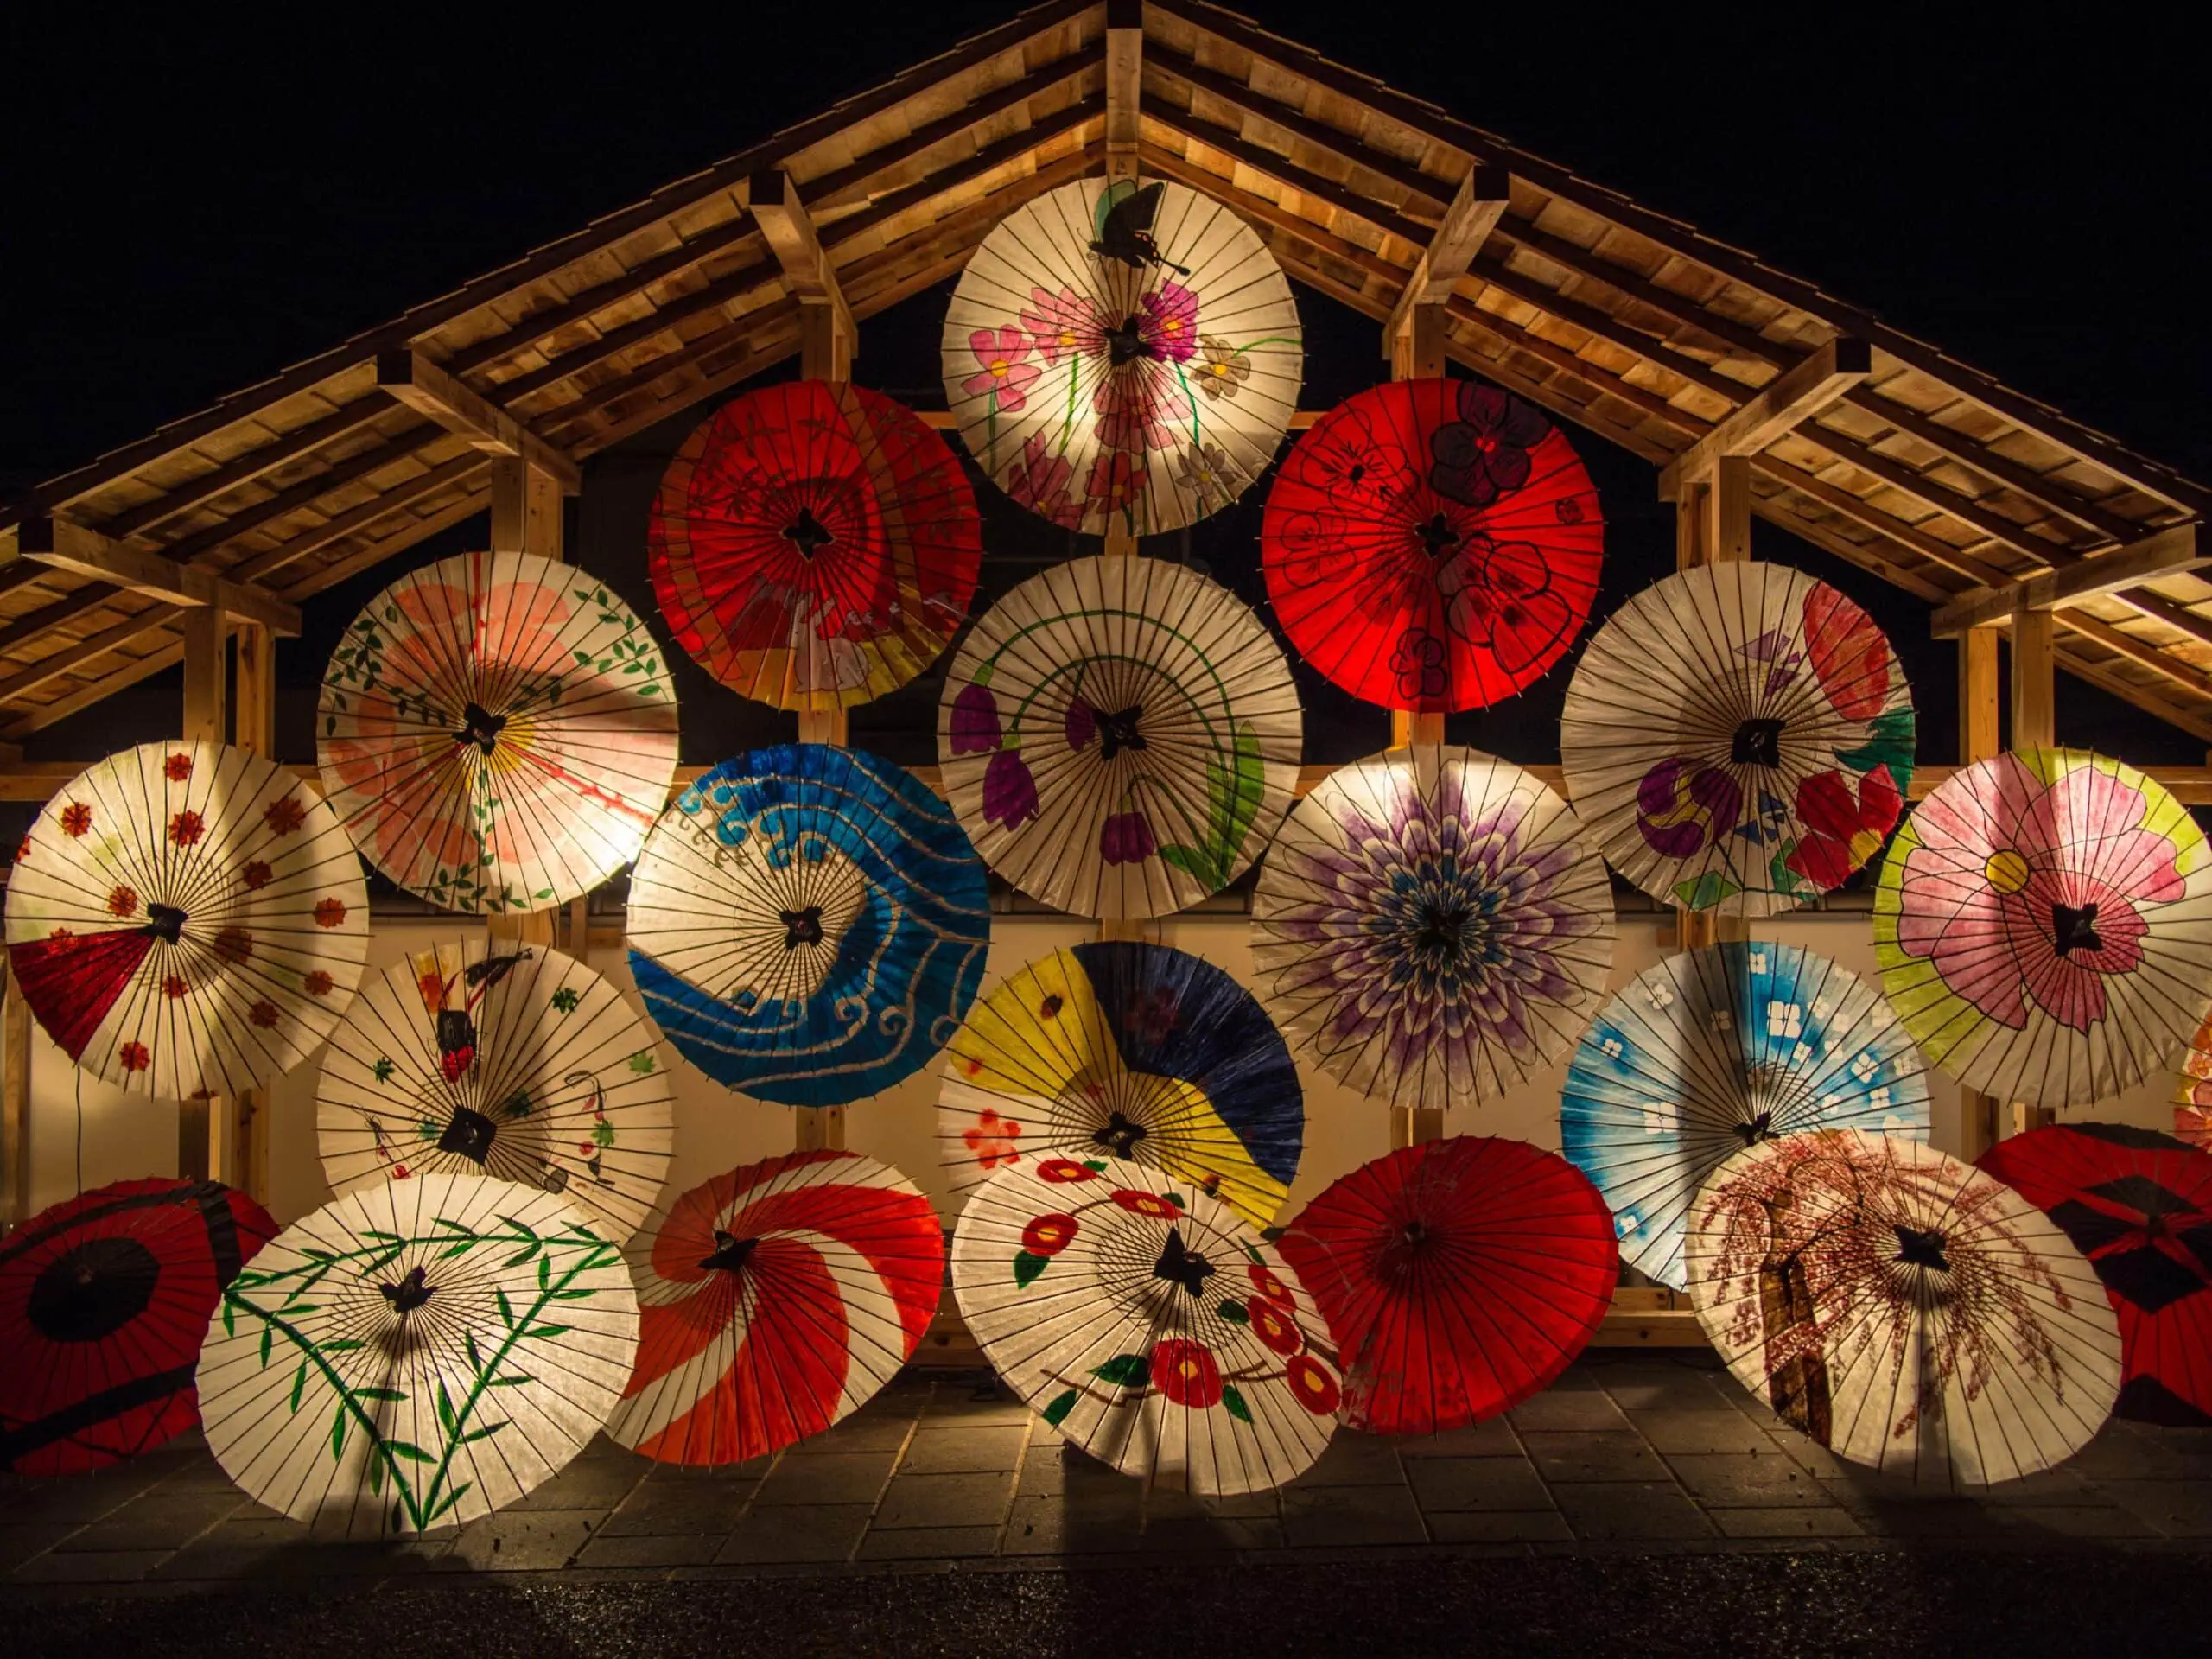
[
  {"left": 1978, "top": 1122, "right": 2212, "bottom": 1427},
  {"left": 1262, "top": 379, "right": 1604, "bottom": 712},
  {"left": 0, "top": 1178, "right": 275, "bottom": 1475},
  {"left": 650, "top": 380, "right": 982, "bottom": 711},
  {"left": 1278, "top": 1136, "right": 1618, "bottom": 1434}
]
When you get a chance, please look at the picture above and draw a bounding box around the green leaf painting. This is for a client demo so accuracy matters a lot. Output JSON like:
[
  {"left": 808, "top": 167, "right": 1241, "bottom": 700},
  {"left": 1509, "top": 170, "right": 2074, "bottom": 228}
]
[
  {"left": 1090, "top": 1354, "right": 1152, "bottom": 1389},
  {"left": 1158, "top": 721, "right": 1267, "bottom": 891}
]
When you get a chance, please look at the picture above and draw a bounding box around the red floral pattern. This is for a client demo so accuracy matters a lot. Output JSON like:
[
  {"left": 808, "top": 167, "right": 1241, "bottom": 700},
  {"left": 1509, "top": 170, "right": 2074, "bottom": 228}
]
[
  {"left": 1111, "top": 1189, "right": 1183, "bottom": 1219},
  {"left": 1038, "top": 1158, "right": 1100, "bottom": 1185},
  {"left": 313, "top": 899, "right": 348, "bottom": 929},
  {"left": 1022, "top": 1213, "right": 1078, "bottom": 1256},
  {"left": 1248, "top": 1295, "right": 1303, "bottom": 1356},
  {"left": 59, "top": 803, "right": 91, "bottom": 837},
  {"left": 1149, "top": 1339, "right": 1224, "bottom": 1408},
  {"left": 168, "top": 810, "right": 205, "bottom": 848},
  {"left": 162, "top": 753, "right": 192, "bottom": 781},
  {"left": 1287, "top": 1352, "right": 1341, "bottom": 1414}
]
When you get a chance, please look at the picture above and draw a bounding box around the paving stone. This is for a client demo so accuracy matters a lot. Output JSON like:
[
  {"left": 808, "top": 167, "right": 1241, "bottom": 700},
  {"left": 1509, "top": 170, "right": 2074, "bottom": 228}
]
[
  {"left": 873, "top": 1471, "right": 1014, "bottom": 1529},
  {"left": 0, "top": 1524, "right": 74, "bottom": 1572},
  {"left": 1144, "top": 1487, "right": 1278, "bottom": 1522},
  {"left": 574, "top": 1531, "right": 726, "bottom": 1567},
  {"left": 715, "top": 1503, "right": 871, "bottom": 1564},
  {"left": 599, "top": 1479, "right": 760, "bottom": 1535},
  {"left": 2063, "top": 1425, "right": 2212, "bottom": 1482},
  {"left": 1760, "top": 1426, "right": 1851, "bottom": 1478},
  {"left": 1287, "top": 1433, "right": 1408, "bottom": 1487},
  {"left": 751, "top": 1452, "right": 896, "bottom": 1506},
  {"left": 1711, "top": 1506, "right": 1865, "bottom": 1539},
  {"left": 897, "top": 1426, "right": 1027, "bottom": 1474},
  {"left": 1521, "top": 1430, "right": 1669, "bottom": 1483},
  {"left": 448, "top": 1509, "right": 600, "bottom": 1571},
  {"left": 1821, "top": 1491, "right": 2010, "bottom": 1539},
  {"left": 1000, "top": 1491, "right": 1143, "bottom": 1554},
  {"left": 1139, "top": 1514, "right": 1282, "bottom": 1553},
  {"left": 1391, "top": 1421, "right": 1522, "bottom": 1458},
  {"left": 1666, "top": 1452, "right": 1832, "bottom": 1507},
  {"left": 1629, "top": 1410, "right": 1777, "bottom": 1455},
  {"left": 918, "top": 1386, "right": 1032, "bottom": 1427},
  {"left": 1427, "top": 1510, "right": 1574, "bottom": 1543},
  {"left": 1404, "top": 1457, "right": 1552, "bottom": 1513},
  {"left": 2099, "top": 1480, "right": 2212, "bottom": 1535},
  {"left": 46, "top": 1491, "right": 245, "bottom": 1552},
  {"left": 0, "top": 1472, "right": 163, "bottom": 1525},
  {"left": 505, "top": 1456, "right": 647, "bottom": 1512},
  {"left": 855, "top": 1524, "right": 1002, "bottom": 1560},
  {"left": 10, "top": 1548, "right": 174, "bottom": 1582},
  {"left": 1507, "top": 1391, "right": 1632, "bottom": 1432},
  {"left": 783, "top": 1416, "right": 917, "bottom": 1455},
  {"left": 1990, "top": 1504, "right": 2163, "bottom": 1539},
  {"left": 1592, "top": 1368, "right": 1736, "bottom": 1414},
  {"left": 1281, "top": 1485, "right": 1428, "bottom": 1548},
  {"left": 1551, "top": 1482, "right": 1716, "bottom": 1541}
]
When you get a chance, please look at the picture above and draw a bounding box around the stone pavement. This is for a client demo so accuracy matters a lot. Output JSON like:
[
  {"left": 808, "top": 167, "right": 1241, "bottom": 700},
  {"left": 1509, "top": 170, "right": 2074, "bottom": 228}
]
[{"left": 4, "top": 1351, "right": 2210, "bottom": 1589}]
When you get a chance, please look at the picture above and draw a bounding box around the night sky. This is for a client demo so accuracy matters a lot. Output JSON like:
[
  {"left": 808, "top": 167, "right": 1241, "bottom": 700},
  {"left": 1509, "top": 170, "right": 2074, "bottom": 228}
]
[{"left": 3, "top": 1, "right": 2207, "bottom": 800}]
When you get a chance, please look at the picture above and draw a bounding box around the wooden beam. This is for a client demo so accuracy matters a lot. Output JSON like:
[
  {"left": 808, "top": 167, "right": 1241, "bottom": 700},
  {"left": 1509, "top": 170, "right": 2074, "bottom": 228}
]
[
  {"left": 1658, "top": 337, "right": 1872, "bottom": 499},
  {"left": 744, "top": 169, "right": 857, "bottom": 379},
  {"left": 1383, "top": 162, "right": 1510, "bottom": 359},
  {"left": 94, "top": 397, "right": 399, "bottom": 542},
  {"left": 374, "top": 351, "right": 582, "bottom": 493},
  {"left": 1931, "top": 524, "right": 2203, "bottom": 635},
  {"left": 221, "top": 454, "right": 486, "bottom": 586},
  {"left": 1104, "top": 0, "right": 1142, "bottom": 181},
  {"left": 16, "top": 516, "right": 300, "bottom": 636},
  {"left": 0, "top": 604, "right": 184, "bottom": 709}
]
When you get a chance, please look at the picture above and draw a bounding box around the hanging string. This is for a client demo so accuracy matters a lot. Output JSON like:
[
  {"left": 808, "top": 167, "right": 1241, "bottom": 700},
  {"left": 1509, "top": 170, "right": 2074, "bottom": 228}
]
[{"left": 74, "top": 1067, "right": 85, "bottom": 1196}]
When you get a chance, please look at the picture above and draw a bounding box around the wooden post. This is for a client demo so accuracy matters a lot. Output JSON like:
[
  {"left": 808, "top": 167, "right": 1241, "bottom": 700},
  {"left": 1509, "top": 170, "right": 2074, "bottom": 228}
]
[
  {"left": 1669, "top": 460, "right": 1751, "bottom": 954},
  {"left": 1955, "top": 626, "right": 2005, "bottom": 1160},
  {"left": 227, "top": 621, "right": 278, "bottom": 1204},
  {"left": 1392, "top": 701, "right": 1445, "bottom": 1143},
  {"left": 1103, "top": 0, "right": 1141, "bottom": 184},
  {"left": 2010, "top": 607, "right": 2059, "bottom": 1135},
  {"left": 487, "top": 460, "right": 562, "bottom": 955},
  {"left": 178, "top": 602, "right": 229, "bottom": 1183},
  {"left": 2, "top": 950, "right": 30, "bottom": 1226},
  {"left": 1706, "top": 456, "right": 1751, "bottom": 565}
]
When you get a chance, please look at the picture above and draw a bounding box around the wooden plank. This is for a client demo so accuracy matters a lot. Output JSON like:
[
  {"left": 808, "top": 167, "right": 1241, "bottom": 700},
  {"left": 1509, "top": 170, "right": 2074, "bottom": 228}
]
[
  {"left": 16, "top": 517, "right": 301, "bottom": 635},
  {"left": 1657, "top": 337, "right": 1872, "bottom": 499},
  {"left": 0, "top": 585, "right": 124, "bottom": 660},
  {"left": 0, "top": 604, "right": 184, "bottom": 709},
  {"left": 744, "top": 168, "right": 859, "bottom": 372},
  {"left": 375, "top": 351, "right": 582, "bottom": 493},
  {"left": 153, "top": 425, "right": 445, "bottom": 565},
  {"left": 1104, "top": 0, "right": 1142, "bottom": 180},
  {"left": 1930, "top": 524, "right": 2203, "bottom": 635},
  {"left": 221, "top": 454, "right": 486, "bottom": 586},
  {"left": 95, "top": 397, "right": 399, "bottom": 541},
  {"left": 1383, "top": 163, "right": 1510, "bottom": 354},
  {"left": 1142, "top": 104, "right": 1437, "bottom": 249}
]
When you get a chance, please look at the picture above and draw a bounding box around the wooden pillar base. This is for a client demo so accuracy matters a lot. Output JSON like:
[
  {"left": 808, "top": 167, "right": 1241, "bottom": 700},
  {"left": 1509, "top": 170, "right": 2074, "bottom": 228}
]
[{"left": 1391, "top": 1106, "right": 1445, "bottom": 1148}]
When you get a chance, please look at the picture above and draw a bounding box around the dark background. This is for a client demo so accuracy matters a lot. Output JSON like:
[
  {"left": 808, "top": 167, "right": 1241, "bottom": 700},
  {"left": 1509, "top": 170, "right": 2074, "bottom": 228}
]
[{"left": 3, "top": 1, "right": 2206, "bottom": 815}]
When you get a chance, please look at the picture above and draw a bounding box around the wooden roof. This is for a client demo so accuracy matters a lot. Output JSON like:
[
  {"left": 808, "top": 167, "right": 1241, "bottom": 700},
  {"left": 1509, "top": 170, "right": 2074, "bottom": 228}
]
[{"left": 3, "top": 0, "right": 2207, "bottom": 739}]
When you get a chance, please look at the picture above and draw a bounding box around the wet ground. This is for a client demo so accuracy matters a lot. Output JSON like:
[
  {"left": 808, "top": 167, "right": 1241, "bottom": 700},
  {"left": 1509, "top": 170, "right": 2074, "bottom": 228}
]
[{"left": 5, "top": 1351, "right": 2208, "bottom": 1655}]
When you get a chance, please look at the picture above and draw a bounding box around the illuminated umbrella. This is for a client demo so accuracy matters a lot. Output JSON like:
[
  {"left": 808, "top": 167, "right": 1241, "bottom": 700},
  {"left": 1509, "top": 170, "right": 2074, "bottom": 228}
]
[
  {"left": 197, "top": 1173, "right": 637, "bottom": 1536},
  {"left": 1877, "top": 749, "right": 2212, "bottom": 1108},
  {"left": 1978, "top": 1122, "right": 2212, "bottom": 1427},
  {"left": 1278, "top": 1137, "right": 1618, "bottom": 1435},
  {"left": 1251, "top": 746, "right": 1615, "bottom": 1110},
  {"left": 944, "top": 177, "right": 1301, "bottom": 536},
  {"left": 939, "top": 554, "right": 1300, "bottom": 919},
  {"left": 1561, "top": 941, "right": 1931, "bottom": 1290},
  {"left": 1560, "top": 563, "right": 1916, "bottom": 915},
  {"left": 627, "top": 743, "right": 990, "bottom": 1109},
  {"left": 1687, "top": 1129, "right": 2120, "bottom": 1487},
  {"left": 1262, "top": 379, "right": 1604, "bottom": 711},
  {"left": 952, "top": 1154, "right": 1340, "bottom": 1494},
  {"left": 2177, "top": 1007, "right": 2212, "bottom": 1148},
  {"left": 315, "top": 936, "right": 675, "bottom": 1243},
  {"left": 318, "top": 550, "right": 677, "bottom": 914},
  {"left": 938, "top": 941, "right": 1303, "bottom": 1230},
  {"left": 649, "top": 380, "right": 982, "bottom": 710},
  {"left": 0, "top": 1179, "right": 276, "bottom": 1475},
  {"left": 3, "top": 741, "right": 368, "bottom": 1097},
  {"left": 606, "top": 1151, "right": 944, "bottom": 1465}
]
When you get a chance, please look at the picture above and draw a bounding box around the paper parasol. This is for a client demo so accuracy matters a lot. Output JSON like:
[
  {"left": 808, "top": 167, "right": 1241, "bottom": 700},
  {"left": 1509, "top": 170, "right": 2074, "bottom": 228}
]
[
  {"left": 3, "top": 741, "right": 369, "bottom": 1098},
  {"left": 1978, "top": 1122, "right": 2212, "bottom": 1427},
  {"left": 315, "top": 936, "right": 675, "bottom": 1243},
  {"left": 1560, "top": 563, "right": 1916, "bottom": 915},
  {"left": 198, "top": 1173, "right": 637, "bottom": 1536},
  {"left": 939, "top": 554, "right": 1300, "bottom": 918},
  {"left": 1251, "top": 746, "right": 1616, "bottom": 1111},
  {"left": 1262, "top": 380, "right": 1604, "bottom": 711},
  {"left": 1873, "top": 748, "right": 2212, "bottom": 1108},
  {"left": 943, "top": 177, "right": 1301, "bottom": 536},
  {"left": 1, "top": 1179, "right": 276, "bottom": 1475},
  {"left": 1561, "top": 941, "right": 1931, "bottom": 1291},
  {"left": 606, "top": 1151, "right": 944, "bottom": 1465},
  {"left": 2177, "top": 1007, "right": 2212, "bottom": 1149},
  {"left": 1687, "top": 1129, "right": 2120, "bottom": 1487},
  {"left": 952, "top": 1155, "right": 1340, "bottom": 1494},
  {"left": 938, "top": 941, "right": 1304, "bottom": 1229},
  {"left": 1278, "top": 1137, "right": 1618, "bottom": 1435},
  {"left": 317, "top": 550, "right": 679, "bottom": 913},
  {"left": 648, "top": 380, "right": 982, "bottom": 710},
  {"left": 627, "top": 743, "right": 990, "bottom": 1109}
]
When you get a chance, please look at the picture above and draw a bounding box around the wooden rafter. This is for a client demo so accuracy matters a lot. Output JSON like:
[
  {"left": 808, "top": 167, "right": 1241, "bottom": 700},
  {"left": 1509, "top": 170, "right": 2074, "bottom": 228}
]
[
  {"left": 1931, "top": 524, "right": 2205, "bottom": 634},
  {"left": 16, "top": 517, "right": 300, "bottom": 635},
  {"left": 1657, "top": 337, "right": 1872, "bottom": 499},
  {"left": 375, "top": 353, "right": 581, "bottom": 493},
  {"left": 1104, "top": 0, "right": 1142, "bottom": 176},
  {"left": 1385, "top": 163, "right": 1510, "bottom": 367},
  {"left": 745, "top": 168, "right": 857, "bottom": 378}
]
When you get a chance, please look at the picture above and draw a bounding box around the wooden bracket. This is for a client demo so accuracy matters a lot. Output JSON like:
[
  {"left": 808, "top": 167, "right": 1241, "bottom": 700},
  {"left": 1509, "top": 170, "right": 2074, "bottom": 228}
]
[
  {"left": 1929, "top": 523, "right": 2202, "bottom": 636},
  {"left": 1657, "top": 336, "right": 1872, "bottom": 500},
  {"left": 17, "top": 516, "right": 301, "bottom": 636},
  {"left": 375, "top": 350, "right": 582, "bottom": 494},
  {"left": 745, "top": 168, "right": 857, "bottom": 380},
  {"left": 1383, "top": 162, "right": 1509, "bottom": 372},
  {"left": 1104, "top": 0, "right": 1143, "bottom": 182}
]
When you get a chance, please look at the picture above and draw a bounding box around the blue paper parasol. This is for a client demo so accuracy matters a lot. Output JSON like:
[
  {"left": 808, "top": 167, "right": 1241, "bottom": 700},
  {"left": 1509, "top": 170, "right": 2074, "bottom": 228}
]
[
  {"left": 1560, "top": 941, "right": 1930, "bottom": 1289},
  {"left": 627, "top": 743, "right": 990, "bottom": 1108}
]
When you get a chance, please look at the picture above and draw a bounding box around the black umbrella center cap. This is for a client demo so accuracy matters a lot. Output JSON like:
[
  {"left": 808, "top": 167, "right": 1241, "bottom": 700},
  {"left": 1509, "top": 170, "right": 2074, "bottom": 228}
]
[
  {"left": 783, "top": 507, "right": 836, "bottom": 559},
  {"left": 1732, "top": 718, "right": 1785, "bottom": 768},
  {"left": 1106, "top": 317, "right": 1151, "bottom": 366},
  {"left": 28, "top": 1237, "right": 161, "bottom": 1342},
  {"left": 1895, "top": 1225, "right": 1951, "bottom": 1272},
  {"left": 381, "top": 1265, "right": 436, "bottom": 1315},
  {"left": 1092, "top": 1112, "right": 1148, "bottom": 1157},
  {"left": 438, "top": 1106, "right": 497, "bottom": 1164},
  {"left": 1153, "top": 1226, "right": 1214, "bottom": 1297},
  {"left": 1087, "top": 704, "right": 1146, "bottom": 760},
  {"left": 700, "top": 1231, "right": 760, "bottom": 1274},
  {"left": 1418, "top": 513, "right": 1461, "bottom": 558},
  {"left": 2052, "top": 902, "right": 2103, "bottom": 957},
  {"left": 143, "top": 904, "right": 188, "bottom": 945},
  {"left": 1414, "top": 903, "right": 1471, "bottom": 960},
  {"left": 454, "top": 701, "right": 505, "bottom": 756},
  {"left": 1402, "top": 1219, "right": 1430, "bottom": 1248},
  {"left": 1734, "top": 1112, "right": 1775, "bottom": 1148},
  {"left": 781, "top": 906, "right": 824, "bottom": 949}
]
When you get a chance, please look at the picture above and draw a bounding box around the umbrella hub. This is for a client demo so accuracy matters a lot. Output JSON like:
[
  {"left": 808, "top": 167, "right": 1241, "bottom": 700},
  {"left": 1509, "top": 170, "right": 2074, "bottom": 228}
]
[
  {"left": 1093, "top": 703, "right": 1147, "bottom": 760},
  {"left": 143, "top": 903, "right": 188, "bottom": 945},
  {"left": 1731, "top": 718, "right": 1785, "bottom": 769},
  {"left": 1893, "top": 1224, "right": 1951, "bottom": 1273},
  {"left": 1417, "top": 512, "right": 1462, "bottom": 559},
  {"left": 700, "top": 1230, "right": 760, "bottom": 1274},
  {"left": 783, "top": 506, "right": 836, "bottom": 559},
  {"left": 1733, "top": 1111, "right": 1776, "bottom": 1147},
  {"left": 27, "top": 1236, "right": 160, "bottom": 1342},
  {"left": 1105, "top": 316, "right": 1153, "bottom": 366},
  {"left": 2051, "top": 901, "right": 2103, "bottom": 957},
  {"left": 1091, "top": 1111, "right": 1149, "bottom": 1158},
  {"left": 379, "top": 1264, "right": 437, "bottom": 1315},
  {"left": 454, "top": 701, "right": 506, "bottom": 756},
  {"left": 781, "top": 906, "right": 825, "bottom": 949},
  {"left": 1152, "top": 1226, "right": 1216, "bottom": 1297},
  {"left": 438, "top": 1105, "right": 498, "bottom": 1164},
  {"left": 1411, "top": 901, "right": 1475, "bottom": 962}
]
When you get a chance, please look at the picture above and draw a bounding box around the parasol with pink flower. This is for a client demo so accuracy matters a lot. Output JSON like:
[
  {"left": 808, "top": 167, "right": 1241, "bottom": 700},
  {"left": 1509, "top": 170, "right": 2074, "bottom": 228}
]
[{"left": 1874, "top": 748, "right": 2212, "bottom": 1107}]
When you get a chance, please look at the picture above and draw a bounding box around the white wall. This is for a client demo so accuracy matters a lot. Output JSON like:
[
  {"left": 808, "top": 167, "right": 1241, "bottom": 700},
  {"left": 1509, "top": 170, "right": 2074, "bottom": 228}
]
[{"left": 7, "top": 906, "right": 2188, "bottom": 1230}]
